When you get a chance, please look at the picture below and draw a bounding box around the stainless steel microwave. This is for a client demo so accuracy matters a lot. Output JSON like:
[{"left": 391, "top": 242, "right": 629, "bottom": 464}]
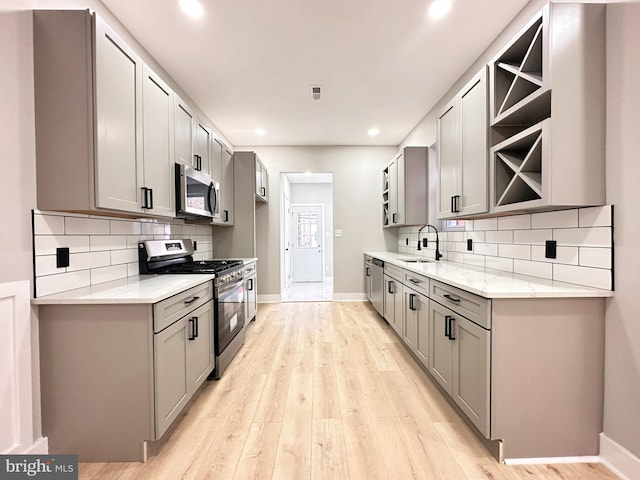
[{"left": 175, "top": 163, "right": 220, "bottom": 219}]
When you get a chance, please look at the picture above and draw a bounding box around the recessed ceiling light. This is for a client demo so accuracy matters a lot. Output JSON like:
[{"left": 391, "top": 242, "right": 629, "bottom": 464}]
[
  {"left": 179, "top": 0, "right": 204, "bottom": 18},
  {"left": 428, "top": 0, "right": 452, "bottom": 19},
  {"left": 255, "top": 128, "right": 265, "bottom": 136},
  {"left": 368, "top": 128, "right": 380, "bottom": 137}
]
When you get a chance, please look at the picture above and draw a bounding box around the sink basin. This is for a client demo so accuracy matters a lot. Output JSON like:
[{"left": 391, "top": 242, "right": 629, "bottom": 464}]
[{"left": 402, "top": 259, "right": 433, "bottom": 264}]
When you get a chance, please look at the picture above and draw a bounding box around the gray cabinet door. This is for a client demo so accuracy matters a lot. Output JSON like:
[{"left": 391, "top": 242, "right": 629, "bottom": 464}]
[
  {"left": 175, "top": 96, "right": 196, "bottom": 169},
  {"left": 186, "top": 301, "right": 214, "bottom": 391},
  {"left": 428, "top": 301, "right": 454, "bottom": 394},
  {"left": 453, "top": 315, "right": 490, "bottom": 437},
  {"left": 388, "top": 155, "right": 399, "bottom": 225},
  {"left": 221, "top": 146, "right": 234, "bottom": 224},
  {"left": 142, "top": 65, "right": 175, "bottom": 217},
  {"left": 459, "top": 68, "right": 488, "bottom": 216},
  {"left": 403, "top": 289, "right": 428, "bottom": 366},
  {"left": 364, "top": 260, "right": 373, "bottom": 302},
  {"left": 245, "top": 273, "right": 258, "bottom": 321},
  {"left": 94, "top": 15, "right": 143, "bottom": 213},
  {"left": 383, "top": 275, "right": 402, "bottom": 336},
  {"left": 437, "top": 99, "right": 460, "bottom": 219},
  {"left": 195, "top": 119, "right": 212, "bottom": 176},
  {"left": 211, "top": 138, "right": 223, "bottom": 184},
  {"left": 154, "top": 317, "right": 189, "bottom": 439},
  {"left": 255, "top": 156, "right": 268, "bottom": 201}
]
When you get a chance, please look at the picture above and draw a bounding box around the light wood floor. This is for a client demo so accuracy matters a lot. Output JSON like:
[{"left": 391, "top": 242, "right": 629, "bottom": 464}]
[{"left": 79, "top": 302, "right": 618, "bottom": 480}]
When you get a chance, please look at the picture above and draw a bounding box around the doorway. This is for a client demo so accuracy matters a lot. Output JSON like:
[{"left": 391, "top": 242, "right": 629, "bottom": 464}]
[{"left": 281, "top": 173, "right": 333, "bottom": 301}]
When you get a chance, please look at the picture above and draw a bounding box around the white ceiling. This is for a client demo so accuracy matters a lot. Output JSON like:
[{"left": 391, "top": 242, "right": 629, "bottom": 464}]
[{"left": 101, "top": 0, "right": 530, "bottom": 146}]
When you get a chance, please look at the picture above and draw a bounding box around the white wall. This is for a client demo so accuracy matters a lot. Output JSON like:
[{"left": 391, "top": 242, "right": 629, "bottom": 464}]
[
  {"left": 602, "top": 2, "right": 640, "bottom": 473},
  {"left": 290, "top": 182, "right": 334, "bottom": 277},
  {"left": 237, "top": 146, "right": 398, "bottom": 298}
]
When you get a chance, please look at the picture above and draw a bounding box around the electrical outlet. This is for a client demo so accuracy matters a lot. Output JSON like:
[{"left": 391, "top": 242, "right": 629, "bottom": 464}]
[
  {"left": 467, "top": 239, "right": 473, "bottom": 251},
  {"left": 56, "top": 247, "right": 70, "bottom": 268},
  {"left": 545, "top": 240, "right": 557, "bottom": 259}
]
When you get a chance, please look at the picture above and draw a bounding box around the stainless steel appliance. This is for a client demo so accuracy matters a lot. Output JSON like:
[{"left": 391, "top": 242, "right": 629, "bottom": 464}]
[
  {"left": 138, "top": 239, "right": 245, "bottom": 378},
  {"left": 175, "top": 163, "right": 220, "bottom": 219},
  {"left": 371, "top": 257, "right": 384, "bottom": 316}
]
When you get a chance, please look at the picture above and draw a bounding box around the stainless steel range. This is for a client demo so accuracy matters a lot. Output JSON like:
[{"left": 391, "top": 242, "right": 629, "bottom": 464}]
[{"left": 138, "top": 239, "right": 246, "bottom": 379}]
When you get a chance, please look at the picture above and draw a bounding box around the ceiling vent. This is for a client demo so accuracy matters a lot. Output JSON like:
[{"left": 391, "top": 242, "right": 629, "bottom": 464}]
[{"left": 311, "top": 86, "right": 321, "bottom": 101}]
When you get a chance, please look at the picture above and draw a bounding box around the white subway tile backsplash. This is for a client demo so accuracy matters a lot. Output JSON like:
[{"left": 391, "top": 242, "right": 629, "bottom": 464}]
[
  {"left": 90, "top": 265, "right": 128, "bottom": 285},
  {"left": 463, "top": 254, "right": 485, "bottom": 268},
  {"left": 449, "top": 231, "right": 465, "bottom": 242},
  {"left": 579, "top": 206, "right": 612, "bottom": 228},
  {"left": 36, "top": 255, "right": 63, "bottom": 276},
  {"left": 111, "top": 249, "right": 138, "bottom": 265},
  {"left": 513, "top": 229, "right": 552, "bottom": 245},
  {"left": 485, "top": 256, "right": 514, "bottom": 273},
  {"left": 464, "top": 220, "right": 474, "bottom": 231},
  {"left": 110, "top": 220, "right": 141, "bottom": 235},
  {"left": 531, "top": 209, "right": 579, "bottom": 229},
  {"left": 36, "top": 270, "right": 90, "bottom": 297},
  {"left": 467, "top": 231, "right": 485, "bottom": 243},
  {"left": 514, "top": 260, "right": 553, "bottom": 280},
  {"left": 498, "top": 214, "right": 531, "bottom": 231},
  {"left": 141, "top": 222, "right": 165, "bottom": 235},
  {"left": 127, "top": 262, "right": 139, "bottom": 277},
  {"left": 473, "top": 218, "right": 497, "bottom": 231},
  {"left": 34, "top": 214, "right": 65, "bottom": 235},
  {"left": 90, "top": 235, "right": 127, "bottom": 251},
  {"left": 498, "top": 244, "right": 531, "bottom": 260},
  {"left": 485, "top": 230, "right": 513, "bottom": 244},
  {"left": 579, "top": 247, "right": 612, "bottom": 269},
  {"left": 66, "top": 251, "right": 111, "bottom": 272},
  {"left": 474, "top": 243, "right": 498, "bottom": 256},
  {"left": 34, "top": 235, "right": 90, "bottom": 255},
  {"left": 128, "top": 235, "right": 154, "bottom": 248},
  {"left": 531, "top": 245, "right": 579, "bottom": 265},
  {"left": 448, "top": 252, "right": 464, "bottom": 264},
  {"left": 65, "top": 217, "right": 110, "bottom": 235},
  {"left": 553, "top": 264, "right": 611, "bottom": 290},
  {"left": 553, "top": 227, "right": 611, "bottom": 248}
]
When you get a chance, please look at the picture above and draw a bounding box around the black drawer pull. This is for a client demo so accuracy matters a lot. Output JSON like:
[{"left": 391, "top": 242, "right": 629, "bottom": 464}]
[
  {"left": 409, "top": 293, "right": 416, "bottom": 311},
  {"left": 448, "top": 316, "right": 456, "bottom": 341},
  {"left": 188, "top": 317, "right": 195, "bottom": 341},
  {"left": 443, "top": 294, "right": 460, "bottom": 304},
  {"left": 193, "top": 316, "right": 199, "bottom": 338},
  {"left": 409, "top": 278, "right": 421, "bottom": 284},
  {"left": 184, "top": 296, "right": 200, "bottom": 305},
  {"left": 444, "top": 315, "right": 451, "bottom": 338},
  {"left": 388, "top": 281, "right": 394, "bottom": 294}
]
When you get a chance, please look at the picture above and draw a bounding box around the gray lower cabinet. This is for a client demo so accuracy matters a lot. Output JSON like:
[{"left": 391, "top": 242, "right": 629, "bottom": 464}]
[
  {"left": 245, "top": 262, "right": 258, "bottom": 321},
  {"left": 403, "top": 287, "right": 429, "bottom": 367},
  {"left": 428, "top": 300, "right": 490, "bottom": 437},
  {"left": 383, "top": 274, "right": 403, "bottom": 335},
  {"left": 38, "top": 282, "right": 214, "bottom": 462},
  {"left": 364, "top": 256, "right": 373, "bottom": 302}
]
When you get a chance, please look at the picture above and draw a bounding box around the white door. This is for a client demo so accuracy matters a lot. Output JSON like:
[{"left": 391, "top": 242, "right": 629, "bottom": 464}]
[
  {"left": 291, "top": 205, "right": 323, "bottom": 282},
  {"left": 283, "top": 193, "right": 292, "bottom": 291}
]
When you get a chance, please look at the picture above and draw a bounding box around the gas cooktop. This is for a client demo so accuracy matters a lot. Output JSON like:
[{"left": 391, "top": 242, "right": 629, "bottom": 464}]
[{"left": 138, "top": 239, "right": 242, "bottom": 275}]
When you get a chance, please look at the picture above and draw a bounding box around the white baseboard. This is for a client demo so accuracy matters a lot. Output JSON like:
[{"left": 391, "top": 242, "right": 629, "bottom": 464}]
[
  {"left": 257, "top": 294, "right": 281, "bottom": 303},
  {"left": 331, "top": 293, "right": 367, "bottom": 301},
  {"left": 504, "top": 456, "right": 600, "bottom": 465},
  {"left": 600, "top": 433, "right": 640, "bottom": 480},
  {"left": 22, "top": 436, "right": 48, "bottom": 455}
]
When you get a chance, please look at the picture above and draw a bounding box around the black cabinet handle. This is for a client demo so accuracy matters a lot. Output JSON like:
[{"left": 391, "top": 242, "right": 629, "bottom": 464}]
[
  {"left": 452, "top": 194, "right": 460, "bottom": 213},
  {"left": 448, "top": 316, "right": 455, "bottom": 341},
  {"left": 443, "top": 294, "right": 461, "bottom": 304},
  {"left": 444, "top": 315, "right": 451, "bottom": 338},
  {"left": 388, "top": 281, "right": 394, "bottom": 294},
  {"left": 141, "top": 187, "right": 148, "bottom": 208},
  {"left": 409, "top": 293, "right": 416, "bottom": 311},
  {"left": 409, "top": 278, "right": 421, "bottom": 284},
  {"left": 188, "top": 317, "right": 195, "bottom": 341},
  {"left": 248, "top": 278, "right": 254, "bottom": 291},
  {"left": 193, "top": 316, "right": 198, "bottom": 338},
  {"left": 148, "top": 188, "right": 153, "bottom": 209},
  {"left": 224, "top": 210, "right": 229, "bottom": 222},
  {"left": 260, "top": 186, "right": 266, "bottom": 197},
  {"left": 366, "top": 267, "right": 371, "bottom": 276},
  {"left": 184, "top": 296, "right": 200, "bottom": 305},
  {"left": 392, "top": 213, "right": 398, "bottom": 223}
]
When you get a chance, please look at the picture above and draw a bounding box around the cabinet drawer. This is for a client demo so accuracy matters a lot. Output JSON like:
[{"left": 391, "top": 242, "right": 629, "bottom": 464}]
[
  {"left": 244, "top": 261, "right": 257, "bottom": 275},
  {"left": 430, "top": 279, "right": 491, "bottom": 329},
  {"left": 384, "top": 263, "right": 403, "bottom": 281},
  {"left": 403, "top": 271, "right": 430, "bottom": 297},
  {"left": 154, "top": 282, "right": 214, "bottom": 333}
]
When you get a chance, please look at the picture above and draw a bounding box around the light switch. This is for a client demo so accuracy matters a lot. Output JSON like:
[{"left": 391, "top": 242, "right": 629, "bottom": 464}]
[{"left": 335, "top": 229, "right": 343, "bottom": 238}]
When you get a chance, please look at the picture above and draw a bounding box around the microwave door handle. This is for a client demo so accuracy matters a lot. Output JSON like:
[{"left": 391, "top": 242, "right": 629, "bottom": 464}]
[{"left": 207, "top": 182, "right": 214, "bottom": 213}]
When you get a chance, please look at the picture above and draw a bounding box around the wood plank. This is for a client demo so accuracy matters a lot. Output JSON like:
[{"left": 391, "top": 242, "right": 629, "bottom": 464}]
[
  {"left": 311, "top": 418, "right": 350, "bottom": 480},
  {"left": 372, "top": 417, "right": 428, "bottom": 479},
  {"left": 232, "top": 422, "right": 282, "bottom": 480},
  {"left": 342, "top": 416, "right": 388, "bottom": 480}
]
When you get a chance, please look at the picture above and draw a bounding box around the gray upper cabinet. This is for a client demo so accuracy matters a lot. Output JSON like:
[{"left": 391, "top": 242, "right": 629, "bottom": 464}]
[
  {"left": 437, "top": 67, "right": 489, "bottom": 219},
  {"left": 211, "top": 137, "right": 223, "bottom": 184},
  {"left": 174, "top": 95, "right": 196, "bottom": 169},
  {"left": 142, "top": 65, "right": 175, "bottom": 217},
  {"left": 255, "top": 156, "right": 269, "bottom": 202},
  {"left": 33, "top": 11, "right": 175, "bottom": 218},
  {"left": 212, "top": 140, "right": 234, "bottom": 226},
  {"left": 489, "top": 3, "right": 605, "bottom": 213},
  {"left": 382, "top": 147, "right": 429, "bottom": 227},
  {"left": 194, "top": 118, "right": 212, "bottom": 177}
]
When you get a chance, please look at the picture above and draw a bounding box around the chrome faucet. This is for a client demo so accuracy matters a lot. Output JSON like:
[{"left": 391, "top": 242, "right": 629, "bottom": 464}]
[{"left": 417, "top": 224, "right": 443, "bottom": 261}]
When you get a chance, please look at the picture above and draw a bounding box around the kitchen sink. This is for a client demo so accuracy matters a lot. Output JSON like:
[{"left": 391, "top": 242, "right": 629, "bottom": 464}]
[{"left": 402, "top": 259, "right": 433, "bottom": 263}]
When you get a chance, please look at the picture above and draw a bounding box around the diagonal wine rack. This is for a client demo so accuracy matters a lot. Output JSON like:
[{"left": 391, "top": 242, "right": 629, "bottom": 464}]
[{"left": 493, "top": 121, "right": 545, "bottom": 208}]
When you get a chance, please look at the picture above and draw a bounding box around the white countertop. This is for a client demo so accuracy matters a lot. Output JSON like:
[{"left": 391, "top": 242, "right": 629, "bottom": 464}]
[
  {"left": 365, "top": 251, "right": 613, "bottom": 299},
  {"left": 32, "top": 274, "right": 216, "bottom": 305}
]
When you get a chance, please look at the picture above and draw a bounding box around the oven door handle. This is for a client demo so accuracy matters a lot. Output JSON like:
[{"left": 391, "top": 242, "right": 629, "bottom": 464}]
[{"left": 216, "top": 277, "right": 245, "bottom": 297}]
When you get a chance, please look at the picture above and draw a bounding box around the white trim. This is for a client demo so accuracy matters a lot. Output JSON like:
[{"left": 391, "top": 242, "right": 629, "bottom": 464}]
[
  {"left": 22, "top": 437, "right": 48, "bottom": 455},
  {"left": 504, "top": 456, "right": 600, "bottom": 465},
  {"left": 600, "top": 433, "right": 640, "bottom": 480},
  {"left": 257, "top": 294, "right": 281, "bottom": 303},
  {"left": 332, "top": 293, "right": 367, "bottom": 302}
]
